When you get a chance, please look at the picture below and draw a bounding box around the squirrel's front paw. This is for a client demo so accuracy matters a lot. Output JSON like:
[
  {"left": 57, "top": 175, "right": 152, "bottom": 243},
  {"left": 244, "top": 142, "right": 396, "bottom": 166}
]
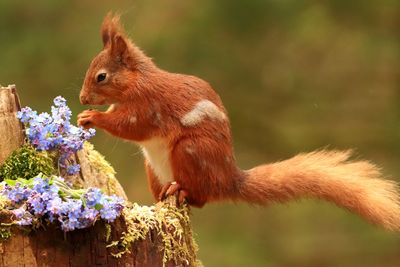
[{"left": 77, "top": 110, "right": 100, "bottom": 128}]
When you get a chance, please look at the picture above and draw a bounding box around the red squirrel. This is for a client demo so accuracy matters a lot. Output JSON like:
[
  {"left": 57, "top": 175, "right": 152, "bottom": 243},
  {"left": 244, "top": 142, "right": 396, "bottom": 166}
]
[{"left": 78, "top": 13, "right": 400, "bottom": 230}]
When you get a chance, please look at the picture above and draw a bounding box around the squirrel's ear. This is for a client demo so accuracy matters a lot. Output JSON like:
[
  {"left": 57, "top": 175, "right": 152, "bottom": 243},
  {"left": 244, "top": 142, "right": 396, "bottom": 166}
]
[
  {"left": 101, "top": 13, "right": 133, "bottom": 66},
  {"left": 111, "top": 34, "right": 132, "bottom": 65}
]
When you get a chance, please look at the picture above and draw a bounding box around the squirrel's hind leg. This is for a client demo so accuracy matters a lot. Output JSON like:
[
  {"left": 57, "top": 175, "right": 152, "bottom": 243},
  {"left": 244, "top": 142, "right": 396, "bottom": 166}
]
[{"left": 144, "top": 160, "right": 163, "bottom": 201}]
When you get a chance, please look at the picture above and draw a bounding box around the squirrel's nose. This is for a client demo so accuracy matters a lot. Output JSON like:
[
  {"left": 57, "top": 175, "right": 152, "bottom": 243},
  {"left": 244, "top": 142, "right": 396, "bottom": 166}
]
[{"left": 80, "top": 95, "right": 89, "bottom": 105}]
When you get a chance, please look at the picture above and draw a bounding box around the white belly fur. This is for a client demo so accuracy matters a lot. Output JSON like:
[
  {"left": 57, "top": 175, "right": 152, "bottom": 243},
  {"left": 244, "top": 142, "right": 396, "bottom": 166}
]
[{"left": 139, "top": 137, "right": 173, "bottom": 185}]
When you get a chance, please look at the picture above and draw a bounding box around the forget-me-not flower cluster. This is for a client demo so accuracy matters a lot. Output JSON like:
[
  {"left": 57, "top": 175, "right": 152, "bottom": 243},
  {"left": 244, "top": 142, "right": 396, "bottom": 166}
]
[
  {"left": 16, "top": 96, "right": 96, "bottom": 175},
  {"left": 2, "top": 176, "right": 124, "bottom": 231}
]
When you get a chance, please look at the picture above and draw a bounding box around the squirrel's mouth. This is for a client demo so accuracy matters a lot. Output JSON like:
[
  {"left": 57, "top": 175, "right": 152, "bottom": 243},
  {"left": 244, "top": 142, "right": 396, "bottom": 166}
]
[
  {"left": 80, "top": 91, "right": 112, "bottom": 106},
  {"left": 80, "top": 92, "right": 118, "bottom": 112},
  {"left": 87, "top": 103, "right": 117, "bottom": 113},
  {"left": 81, "top": 98, "right": 112, "bottom": 107}
]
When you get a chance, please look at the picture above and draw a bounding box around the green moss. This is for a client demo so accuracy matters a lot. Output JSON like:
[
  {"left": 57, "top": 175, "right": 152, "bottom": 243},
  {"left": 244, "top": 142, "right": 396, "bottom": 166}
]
[
  {"left": 0, "top": 227, "right": 11, "bottom": 242},
  {"left": 0, "top": 145, "right": 55, "bottom": 181},
  {"left": 108, "top": 200, "right": 201, "bottom": 266},
  {"left": 0, "top": 194, "right": 10, "bottom": 210},
  {"left": 107, "top": 203, "right": 159, "bottom": 257},
  {"left": 0, "top": 192, "right": 12, "bottom": 242},
  {"left": 157, "top": 201, "right": 198, "bottom": 266},
  {"left": 105, "top": 223, "right": 112, "bottom": 242}
]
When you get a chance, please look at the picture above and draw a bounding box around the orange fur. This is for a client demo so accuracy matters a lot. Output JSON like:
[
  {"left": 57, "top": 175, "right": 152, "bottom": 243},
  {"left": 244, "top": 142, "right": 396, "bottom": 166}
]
[
  {"left": 239, "top": 150, "right": 400, "bottom": 230},
  {"left": 78, "top": 13, "right": 400, "bottom": 230},
  {"left": 144, "top": 160, "right": 163, "bottom": 200}
]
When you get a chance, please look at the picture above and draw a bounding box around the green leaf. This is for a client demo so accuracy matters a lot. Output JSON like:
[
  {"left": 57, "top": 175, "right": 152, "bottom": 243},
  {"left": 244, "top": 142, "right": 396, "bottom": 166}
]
[
  {"left": 4, "top": 179, "right": 16, "bottom": 186},
  {"left": 16, "top": 178, "right": 29, "bottom": 185},
  {"left": 94, "top": 203, "right": 104, "bottom": 211}
]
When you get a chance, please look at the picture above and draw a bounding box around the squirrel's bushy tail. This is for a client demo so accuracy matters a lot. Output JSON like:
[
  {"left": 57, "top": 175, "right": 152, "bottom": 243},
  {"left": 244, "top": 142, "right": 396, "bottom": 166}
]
[{"left": 238, "top": 150, "right": 400, "bottom": 230}]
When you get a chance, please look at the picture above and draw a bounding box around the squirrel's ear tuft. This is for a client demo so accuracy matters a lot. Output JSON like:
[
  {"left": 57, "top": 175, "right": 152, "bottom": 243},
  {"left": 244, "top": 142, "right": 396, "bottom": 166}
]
[
  {"left": 101, "top": 12, "right": 137, "bottom": 68},
  {"left": 101, "top": 12, "right": 113, "bottom": 47},
  {"left": 101, "top": 12, "right": 124, "bottom": 48}
]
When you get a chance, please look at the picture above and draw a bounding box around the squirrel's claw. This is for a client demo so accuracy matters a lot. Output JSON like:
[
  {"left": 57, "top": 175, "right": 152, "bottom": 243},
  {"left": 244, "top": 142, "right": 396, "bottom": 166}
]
[
  {"left": 159, "top": 182, "right": 180, "bottom": 200},
  {"left": 77, "top": 110, "right": 98, "bottom": 128},
  {"left": 165, "top": 182, "right": 181, "bottom": 196},
  {"left": 177, "top": 189, "right": 188, "bottom": 206},
  {"left": 159, "top": 181, "right": 188, "bottom": 206}
]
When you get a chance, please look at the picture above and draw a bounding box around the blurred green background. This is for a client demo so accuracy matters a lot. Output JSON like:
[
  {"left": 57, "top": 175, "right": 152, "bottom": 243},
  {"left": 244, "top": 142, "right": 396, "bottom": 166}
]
[{"left": 1, "top": 0, "right": 400, "bottom": 266}]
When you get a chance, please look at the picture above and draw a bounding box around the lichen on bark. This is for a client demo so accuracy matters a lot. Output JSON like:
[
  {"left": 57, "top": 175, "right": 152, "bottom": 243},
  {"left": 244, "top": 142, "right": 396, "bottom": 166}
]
[
  {"left": 76, "top": 142, "right": 128, "bottom": 200},
  {"left": 108, "top": 198, "right": 202, "bottom": 267}
]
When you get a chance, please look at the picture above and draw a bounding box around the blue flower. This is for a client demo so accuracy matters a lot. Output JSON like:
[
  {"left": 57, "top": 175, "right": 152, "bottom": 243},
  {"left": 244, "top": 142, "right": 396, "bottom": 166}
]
[
  {"left": 59, "top": 199, "right": 83, "bottom": 219},
  {"left": 99, "top": 205, "right": 120, "bottom": 222},
  {"left": 32, "top": 176, "right": 58, "bottom": 194},
  {"left": 53, "top": 96, "right": 67, "bottom": 107},
  {"left": 58, "top": 198, "right": 87, "bottom": 231},
  {"left": 84, "top": 188, "right": 104, "bottom": 207},
  {"left": 27, "top": 193, "right": 46, "bottom": 215},
  {"left": 81, "top": 207, "right": 99, "bottom": 223},
  {"left": 67, "top": 125, "right": 81, "bottom": 136},
  {"left": 36, "top": 112, "right": 52, "bottom": 124},
  {"left": 12, "top": 207, "right": 33, "bottom": 226},
  {"left": 2, "top": 183, "right": 32, "bottom": 204},
  {"left": 16, "top": 107, "right": 36, "bottom": 124},
  {"left": 66, "top": 164, "right": 80, "bottom": 175},
  {"left": 99, "top": 195, "right": 124, "bottom": 222},
  {"left": 59, "top": 218, "right": 80, "bottom": 231},
  {"left": 46, "top": 196, "right": 63, "bottom": 222}
]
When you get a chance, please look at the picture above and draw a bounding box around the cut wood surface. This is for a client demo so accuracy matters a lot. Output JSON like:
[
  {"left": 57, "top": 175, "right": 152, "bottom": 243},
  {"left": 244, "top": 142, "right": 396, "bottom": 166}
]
[{"left": 0, "top": 85, "right": 199, "bottom": 267}]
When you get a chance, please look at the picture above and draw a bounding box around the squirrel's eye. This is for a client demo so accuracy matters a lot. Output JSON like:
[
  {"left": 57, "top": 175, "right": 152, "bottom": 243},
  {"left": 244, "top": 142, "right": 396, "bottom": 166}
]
[{"left": 96, "top": 73, "right": 107, "bottom": 83}]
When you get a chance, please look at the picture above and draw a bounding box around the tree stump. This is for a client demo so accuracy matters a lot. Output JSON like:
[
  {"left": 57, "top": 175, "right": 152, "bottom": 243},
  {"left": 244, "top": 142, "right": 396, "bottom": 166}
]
[
  {"left": 0, "top": 85, "right": 24, "bottom": 165},
  {"left": 0, "top": 85, "right": 200, "bottom": 267}
]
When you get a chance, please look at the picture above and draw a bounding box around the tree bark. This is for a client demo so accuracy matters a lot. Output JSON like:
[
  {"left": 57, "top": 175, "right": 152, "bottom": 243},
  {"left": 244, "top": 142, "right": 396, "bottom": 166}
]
[
  {"left": 0, "top": 85, "right": 24, "bottom": 165},
  {"left": 0, "top": 85, "right": 199, "bottom": 267}
]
